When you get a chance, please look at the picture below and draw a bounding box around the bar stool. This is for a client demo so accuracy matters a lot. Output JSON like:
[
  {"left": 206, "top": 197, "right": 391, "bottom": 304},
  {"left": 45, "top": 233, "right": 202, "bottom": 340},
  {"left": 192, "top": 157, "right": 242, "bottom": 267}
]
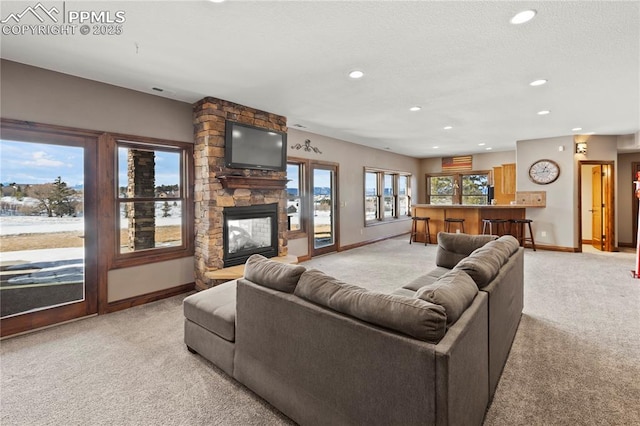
[
  {"left": 410, "top": 216, "right": 431, "bottom": 245},
  {"left": 482, "top": 218, "right": 509, "bottom": 236},
  {"left": 444, "top": 218, "right": 465, "bottom": 233},
  {"left": 510, "top": 219, "right": 536, "bottom": 251}
]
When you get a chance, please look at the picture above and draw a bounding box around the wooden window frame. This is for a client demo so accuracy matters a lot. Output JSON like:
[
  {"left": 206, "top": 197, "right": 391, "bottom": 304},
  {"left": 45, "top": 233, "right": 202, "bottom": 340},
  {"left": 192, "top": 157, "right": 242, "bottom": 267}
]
[
  {"left": 365, "top": 167, "right": 412, "bottom": 226},
  {"left": 101, "top": 134, "right": 194, "bottom": 270},
  {"left": 426, "top": 171, "right": 490, "bottom": 205},
  {"left": 286, "top": 158, "right": 308, "bottom": 239}
]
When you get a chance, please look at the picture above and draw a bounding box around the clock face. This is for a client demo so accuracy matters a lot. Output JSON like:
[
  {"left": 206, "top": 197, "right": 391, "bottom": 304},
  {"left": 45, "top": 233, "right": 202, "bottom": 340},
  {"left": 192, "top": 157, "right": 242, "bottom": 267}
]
[{"left": 528, "top": 159, "right": 560, "bottom": 185}]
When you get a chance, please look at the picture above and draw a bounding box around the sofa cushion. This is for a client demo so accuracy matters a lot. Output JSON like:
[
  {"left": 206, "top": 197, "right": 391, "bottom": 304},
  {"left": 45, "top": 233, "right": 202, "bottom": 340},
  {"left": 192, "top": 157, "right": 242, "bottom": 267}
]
[
  {"left": 295, "top": 269, "right": 447, "bottom": 342},
  {"left": 494, "top": 235, "right": 520, "bottom": 256},
  {"left": 415, "top": 270, "right": 478, "bottom": 326},
  {"left": 436, "top": 232, "right": 498, "bottom": 269},
  {"left": 402, "top": 266, "right": 450, "bottom": 292},
  {"left": 453, "top": 238, "right": 512, "bottom": 288},
  {"left": 183, "top": 280, "right": 237, "bottom": 342},
  {"left": 244, "top": 254, "right": 306, "bottom": 293}
]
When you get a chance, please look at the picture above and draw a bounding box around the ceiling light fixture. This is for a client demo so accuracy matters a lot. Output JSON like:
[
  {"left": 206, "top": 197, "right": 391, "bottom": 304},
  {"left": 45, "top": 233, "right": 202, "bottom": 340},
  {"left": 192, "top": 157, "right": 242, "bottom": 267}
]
[
  {"left": 443, "top": 126, "right": 453, "bottom": 130},
  {"left": 486, "top": 147, "right": 493, "bottom": 150},
  {"left": 209, "top": 0, "right": 226, "bottom": 3},
  {"left": 572, "top": 127, "right": 582, "bottom": 132},
  {"left": 575, "top": 141, "right": 587, "bottom": 154},
  {"left": 409, "top": 106, "right": 422, "bottom": 112},
  {"left": 537, "top": 110, "right": 550, "bottom": 115},
  {"left": 348, "top": 70, "right": 364, "bottom": 79},
  {"left": 478, "top": 143, "right": 486, "bottom": 146},
  {"left": 529, "top": 79, "right": 547, "bottom": 86},
  {"left": 433, "top": 146, "right": 439, "bottom": 149},
  {"left": 510, "top": 10, "right": 537, "bottom": 24}
]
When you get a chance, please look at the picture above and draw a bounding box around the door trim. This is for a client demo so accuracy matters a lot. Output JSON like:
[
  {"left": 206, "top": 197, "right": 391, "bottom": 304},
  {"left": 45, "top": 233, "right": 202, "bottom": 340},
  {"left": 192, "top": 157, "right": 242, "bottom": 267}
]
[
  {"left": 577, "top": 160, "right": 615, "bottom": 252},
  {"left": 308, "top": 161, "right": 340, "bottom": 257},
  {"left": 0, "top": 119, "right": 99, "bottom": 337}
]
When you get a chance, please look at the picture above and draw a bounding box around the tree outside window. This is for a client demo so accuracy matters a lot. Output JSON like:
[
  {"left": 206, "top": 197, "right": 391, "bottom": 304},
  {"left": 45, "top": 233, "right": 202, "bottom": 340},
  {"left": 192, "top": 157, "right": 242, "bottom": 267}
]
[{"left": 427, "top": 172, "right": 489, "bottom": 205}]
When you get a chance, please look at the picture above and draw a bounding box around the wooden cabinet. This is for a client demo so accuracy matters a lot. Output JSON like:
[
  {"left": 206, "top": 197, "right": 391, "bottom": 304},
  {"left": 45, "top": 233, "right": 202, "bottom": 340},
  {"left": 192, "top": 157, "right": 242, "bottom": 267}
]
[
  {"left": 493, "top": 163, "right": 516, "bottom": 205},
  {"left": 501, "top": 163, "right": 516, "bottom": 194}
]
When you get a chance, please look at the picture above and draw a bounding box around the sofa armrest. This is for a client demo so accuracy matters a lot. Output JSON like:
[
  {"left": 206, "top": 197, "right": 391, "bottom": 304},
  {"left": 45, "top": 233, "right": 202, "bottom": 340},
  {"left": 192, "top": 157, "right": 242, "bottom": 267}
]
[{"left": 435, "top": 291, "right": 489, "bottom": 426}]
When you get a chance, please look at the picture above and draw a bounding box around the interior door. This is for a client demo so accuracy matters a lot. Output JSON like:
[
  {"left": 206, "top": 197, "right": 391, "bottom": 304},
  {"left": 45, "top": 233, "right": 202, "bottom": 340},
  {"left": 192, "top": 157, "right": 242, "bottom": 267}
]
[
  {"left": 0, "top": 129, "right": 97, "bottom": 337},
  {"left": 310, "top": 164, "right": 338, "bottom": 256},
  {"left": 591, "top": 165, "right": 604, "bottom": 251}
]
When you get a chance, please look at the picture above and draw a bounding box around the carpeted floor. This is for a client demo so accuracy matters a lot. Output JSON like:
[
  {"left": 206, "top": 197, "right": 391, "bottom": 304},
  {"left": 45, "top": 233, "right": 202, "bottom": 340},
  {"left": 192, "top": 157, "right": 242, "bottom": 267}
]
[{"left": 1, "top": 237, "right": 639, "bottom": 425}]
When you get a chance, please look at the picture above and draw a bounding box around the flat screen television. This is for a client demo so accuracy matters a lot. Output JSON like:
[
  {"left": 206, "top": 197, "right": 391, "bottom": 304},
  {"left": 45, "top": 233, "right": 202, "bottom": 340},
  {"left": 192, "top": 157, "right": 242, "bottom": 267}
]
[{"left": 225, "top": 120, "right": 287, "bottom": 171}]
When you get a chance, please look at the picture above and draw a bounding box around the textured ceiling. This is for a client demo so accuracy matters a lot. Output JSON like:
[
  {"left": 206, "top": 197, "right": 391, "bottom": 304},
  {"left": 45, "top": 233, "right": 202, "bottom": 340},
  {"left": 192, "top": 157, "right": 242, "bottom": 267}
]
[{"left": 1, "top": 1, "right": 638, "bottom": 157}]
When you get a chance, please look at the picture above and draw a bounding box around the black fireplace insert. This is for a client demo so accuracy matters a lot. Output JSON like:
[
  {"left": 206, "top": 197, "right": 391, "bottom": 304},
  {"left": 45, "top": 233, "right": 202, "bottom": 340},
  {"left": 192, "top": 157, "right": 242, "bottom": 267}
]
[{"left": 223, "top": 203, "right": 278, "bottom": 267}]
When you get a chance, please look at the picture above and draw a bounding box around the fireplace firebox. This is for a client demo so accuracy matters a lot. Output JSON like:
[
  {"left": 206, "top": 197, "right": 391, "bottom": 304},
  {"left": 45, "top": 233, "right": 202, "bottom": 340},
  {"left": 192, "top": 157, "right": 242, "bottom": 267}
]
[{"left": 223, "top": 203, "right": 279, "bottom": 267}]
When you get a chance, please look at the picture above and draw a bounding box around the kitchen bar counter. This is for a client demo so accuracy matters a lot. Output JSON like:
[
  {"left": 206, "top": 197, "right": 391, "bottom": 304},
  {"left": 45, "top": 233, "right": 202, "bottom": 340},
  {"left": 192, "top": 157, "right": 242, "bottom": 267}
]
[{"left": 411, "top": 204, "right": 544, "bottom": 242}]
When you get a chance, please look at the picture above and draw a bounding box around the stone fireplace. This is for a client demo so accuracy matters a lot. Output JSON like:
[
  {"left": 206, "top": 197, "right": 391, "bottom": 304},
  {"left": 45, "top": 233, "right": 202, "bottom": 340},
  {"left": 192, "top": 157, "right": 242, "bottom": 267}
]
[{"left": 193, "top": 97, "right": 288, "bottom": 290}]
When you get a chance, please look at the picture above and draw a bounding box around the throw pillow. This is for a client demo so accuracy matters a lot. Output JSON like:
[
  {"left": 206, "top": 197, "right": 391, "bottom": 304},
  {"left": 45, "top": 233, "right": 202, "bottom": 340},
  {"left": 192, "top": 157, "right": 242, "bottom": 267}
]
[
  {"left": 436, "top": 232, "right": 498, "bottom": 269},
  {"left": 244, "top": 254, "right": 306, "bottom": 293},
  {"left": 415, "top": 270, "right": 478, "bottom": 326}
]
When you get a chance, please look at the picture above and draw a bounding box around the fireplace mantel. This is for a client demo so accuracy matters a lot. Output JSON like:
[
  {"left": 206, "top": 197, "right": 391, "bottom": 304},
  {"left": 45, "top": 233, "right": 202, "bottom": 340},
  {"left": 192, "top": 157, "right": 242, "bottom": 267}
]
[{"left": 218, "top": 175, "right": 289, "bottom": 190}]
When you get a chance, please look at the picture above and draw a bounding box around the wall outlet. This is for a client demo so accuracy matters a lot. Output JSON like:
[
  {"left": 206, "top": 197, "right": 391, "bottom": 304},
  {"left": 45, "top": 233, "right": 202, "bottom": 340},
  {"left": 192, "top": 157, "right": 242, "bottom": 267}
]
[{"left": 541, "top": 231, "right": 547, "bottom": 237}]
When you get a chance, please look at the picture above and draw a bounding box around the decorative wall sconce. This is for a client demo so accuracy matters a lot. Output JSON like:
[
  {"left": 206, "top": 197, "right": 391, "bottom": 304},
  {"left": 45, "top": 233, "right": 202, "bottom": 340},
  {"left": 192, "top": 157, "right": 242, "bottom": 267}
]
[
  {"left": 291, "top": 139, "right": 322, "bottom": 154},
  {"left": 575, "top": 141, "right": 587, "bottom": 154}
]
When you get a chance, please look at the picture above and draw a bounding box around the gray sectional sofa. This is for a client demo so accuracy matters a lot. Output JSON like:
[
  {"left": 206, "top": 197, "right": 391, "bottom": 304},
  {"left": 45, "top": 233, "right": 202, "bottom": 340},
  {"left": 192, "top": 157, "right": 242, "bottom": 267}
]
[{"left": 183, "top": 232, "right": 524, "bottom": 425}]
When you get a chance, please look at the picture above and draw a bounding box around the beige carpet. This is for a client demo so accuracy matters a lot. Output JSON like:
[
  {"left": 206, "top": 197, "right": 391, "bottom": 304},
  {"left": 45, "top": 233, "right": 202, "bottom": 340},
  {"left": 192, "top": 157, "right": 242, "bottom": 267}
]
[{"left": 2, "top": 237, "right": 639, "bottom": 425}]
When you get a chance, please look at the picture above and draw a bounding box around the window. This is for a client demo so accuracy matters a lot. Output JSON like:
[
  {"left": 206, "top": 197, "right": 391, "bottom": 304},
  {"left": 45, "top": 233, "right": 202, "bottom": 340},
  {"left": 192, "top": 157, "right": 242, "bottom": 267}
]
[
  {"left": 426, "top": 172, "right": 489, "bottom": 205},
  {"left": 113, "top": 137, "right": 193, "bottom": 265},
  {"left": 461, "top": 173, "right": 489, "bottom": 205},
  {"left": 364, "top": 168, "right": 411, "bottom": 224},
  {"left": 365, "top": 171, "right": 380, "bottom": 221},
  {"left": 428, "top": 175, "right": 455, "bottom": 205},
  {"left": 286, "top": 162, "right": 305, "bottom": 234}
]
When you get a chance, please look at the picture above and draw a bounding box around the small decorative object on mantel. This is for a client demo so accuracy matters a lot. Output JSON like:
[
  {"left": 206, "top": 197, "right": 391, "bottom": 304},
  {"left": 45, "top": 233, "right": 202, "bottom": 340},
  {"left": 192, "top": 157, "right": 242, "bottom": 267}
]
[{"left": 291, "top": 139, "right": 322, "bottom": 154}]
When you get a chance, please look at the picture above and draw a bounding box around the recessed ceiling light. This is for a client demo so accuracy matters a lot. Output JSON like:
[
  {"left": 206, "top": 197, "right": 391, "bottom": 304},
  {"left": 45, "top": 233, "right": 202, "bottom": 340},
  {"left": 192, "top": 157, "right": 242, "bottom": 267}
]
[
  {"left": 572, "top": 127, "right": 582, "bottom": 132},
  {"left": 443, "top": 126, "right": 453, "bottom": 130},
  {"left": 529, "top": 79, "right": 547, "bottom": 86},
  {"left": 510, "top": 10, "right": 536, "bottom": 24},
  {"left": 478, "top": 143, "right": 486, "bottom": 146},
  {"left": 409, "top": 106, "right": 422, "bottom": 112},
  {"left": 486, "top": 147, "right": 493, "bottom": 151},
  {"left": 537, "top": 110, "right": 550, "bottom": 115},
  {"left": 433, "top": 146, "right": 439, "bottom": 149},
  {"left": 348, "top": 70, "right": 364, "bottom": 79},
  {"left": 209, "top": 0, "right": 226, "bottom": 3}
]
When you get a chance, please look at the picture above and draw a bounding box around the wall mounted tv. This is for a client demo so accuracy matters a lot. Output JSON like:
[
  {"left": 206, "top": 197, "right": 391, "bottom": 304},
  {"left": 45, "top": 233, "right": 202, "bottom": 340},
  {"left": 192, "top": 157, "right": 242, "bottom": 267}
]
[{"left": 225, "top": 120, "right": 287, "bottom": 171}]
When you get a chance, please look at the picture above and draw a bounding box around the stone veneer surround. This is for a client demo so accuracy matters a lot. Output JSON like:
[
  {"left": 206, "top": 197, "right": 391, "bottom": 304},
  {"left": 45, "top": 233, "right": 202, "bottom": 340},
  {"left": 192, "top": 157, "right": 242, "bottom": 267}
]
[{"left": 193, "top": 97, "right": 288, "bottom": 290}]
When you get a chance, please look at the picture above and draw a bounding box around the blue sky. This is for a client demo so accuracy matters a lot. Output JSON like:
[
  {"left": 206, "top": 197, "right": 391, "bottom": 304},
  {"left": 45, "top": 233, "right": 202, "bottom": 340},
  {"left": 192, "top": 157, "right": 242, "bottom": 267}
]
[
  {"left": 0, "top": 140, "right": 84, "bottom": 187},
  {"left": 0, "top": 140, "right": 180, "bottom": 187}
]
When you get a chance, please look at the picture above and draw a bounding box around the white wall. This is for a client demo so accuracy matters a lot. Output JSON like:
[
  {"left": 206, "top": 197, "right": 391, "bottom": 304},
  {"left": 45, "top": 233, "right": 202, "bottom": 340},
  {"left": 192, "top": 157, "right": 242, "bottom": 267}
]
[
  {"left": 286, "top": 129, "right": 420, "bottom": 257},
  {"left": 1, "top": 60, "right": 195, "bottom": 302}
]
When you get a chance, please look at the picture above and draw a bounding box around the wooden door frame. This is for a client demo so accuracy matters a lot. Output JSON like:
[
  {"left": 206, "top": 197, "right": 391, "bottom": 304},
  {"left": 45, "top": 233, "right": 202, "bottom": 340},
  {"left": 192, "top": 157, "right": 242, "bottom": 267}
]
[
  {"left": 0, "top": 119, "right": 100, "bottom": 337},
  {"left": 632, "top": 162, "right": 640, "bottom": 247},
  {"left": 308, "top": 160, "right": 340, "bottom": 257},
  {"left": 577, "top": 160, "right": 615, "bottom": 252}
]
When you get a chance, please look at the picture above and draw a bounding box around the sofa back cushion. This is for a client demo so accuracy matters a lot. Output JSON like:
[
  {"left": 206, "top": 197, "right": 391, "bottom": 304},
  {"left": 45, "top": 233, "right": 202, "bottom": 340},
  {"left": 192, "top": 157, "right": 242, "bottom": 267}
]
[
  {"left": 294, "top": 269, "right": 447, "bottom": 342},
  {"left": 244, "top": 254, "right": 306, "bottom": 293},
  {"left": 453, "top": 235, "right": 520, "bottom": 288},
  {"left": 436, "top": 232, "right": 498, "bottom": 269},
  {"left": 415, "top": 270, "right": 478, "bottom": 326}
]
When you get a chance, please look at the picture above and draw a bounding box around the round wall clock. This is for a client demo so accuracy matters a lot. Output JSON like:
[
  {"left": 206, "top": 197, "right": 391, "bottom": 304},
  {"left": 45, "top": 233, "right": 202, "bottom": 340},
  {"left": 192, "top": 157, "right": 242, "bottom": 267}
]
[{"left": 528, "top": 159, "right": 560, "bottom": 185}]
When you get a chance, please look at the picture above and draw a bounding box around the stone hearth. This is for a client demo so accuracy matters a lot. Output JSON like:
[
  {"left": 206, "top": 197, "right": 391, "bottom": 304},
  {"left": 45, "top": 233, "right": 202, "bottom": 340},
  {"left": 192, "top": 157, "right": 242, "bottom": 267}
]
[{"left": 193, "top": 97, "right": 288, "bottom": 290}]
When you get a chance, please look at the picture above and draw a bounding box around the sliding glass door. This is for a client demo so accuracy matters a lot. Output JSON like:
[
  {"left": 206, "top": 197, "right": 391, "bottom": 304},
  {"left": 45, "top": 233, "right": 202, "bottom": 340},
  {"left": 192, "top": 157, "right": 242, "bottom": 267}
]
[
  {"left": 0, "top": 127, "right": 97, "bottom": 336},
  {"left": 311, "top": 163, "right": 338, "bottom": 256}
]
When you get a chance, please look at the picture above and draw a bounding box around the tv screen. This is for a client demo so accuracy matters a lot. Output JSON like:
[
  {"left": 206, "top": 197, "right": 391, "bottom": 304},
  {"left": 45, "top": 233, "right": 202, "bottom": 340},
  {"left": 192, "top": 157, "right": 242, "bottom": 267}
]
[{"left": 225, "top": 121, "right": 287, "bottom": 171}]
